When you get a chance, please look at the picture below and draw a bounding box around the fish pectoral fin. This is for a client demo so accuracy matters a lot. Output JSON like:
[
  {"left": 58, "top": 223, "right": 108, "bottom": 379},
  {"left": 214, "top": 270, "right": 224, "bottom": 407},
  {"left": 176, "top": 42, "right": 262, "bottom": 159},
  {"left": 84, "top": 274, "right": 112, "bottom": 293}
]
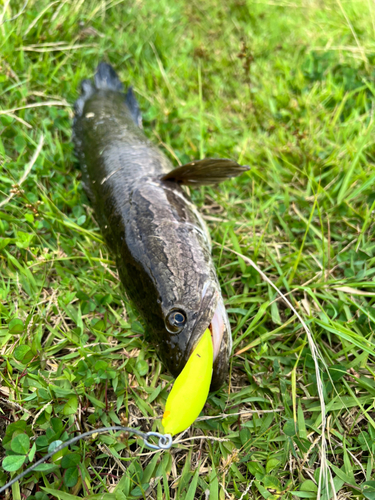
[{"left": 160, "top": 158, "right": 249, "bottom": 186}]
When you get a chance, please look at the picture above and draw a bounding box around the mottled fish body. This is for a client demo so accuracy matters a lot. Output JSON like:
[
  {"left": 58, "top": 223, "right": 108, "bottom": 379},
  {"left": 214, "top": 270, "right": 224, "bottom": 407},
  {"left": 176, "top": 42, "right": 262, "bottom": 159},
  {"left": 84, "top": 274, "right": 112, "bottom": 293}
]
[{"left": 73, "top": 63, "right": 248, "bottom": 390}]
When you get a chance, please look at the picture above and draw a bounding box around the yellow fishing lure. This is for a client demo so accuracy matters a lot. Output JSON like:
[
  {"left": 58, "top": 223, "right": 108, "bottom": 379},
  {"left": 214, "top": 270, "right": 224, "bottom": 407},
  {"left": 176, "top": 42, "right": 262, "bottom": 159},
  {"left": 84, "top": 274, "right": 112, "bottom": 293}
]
[{"left": 162, "top": 328, "right": 213, "bottom": 436}]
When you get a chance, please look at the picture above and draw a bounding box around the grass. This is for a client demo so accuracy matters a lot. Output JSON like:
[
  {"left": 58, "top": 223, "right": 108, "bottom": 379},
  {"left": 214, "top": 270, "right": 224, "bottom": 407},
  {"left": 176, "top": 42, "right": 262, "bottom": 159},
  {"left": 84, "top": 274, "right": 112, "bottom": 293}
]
[{"left": 1, "top": 0, "right": 375, "bottom": 498}]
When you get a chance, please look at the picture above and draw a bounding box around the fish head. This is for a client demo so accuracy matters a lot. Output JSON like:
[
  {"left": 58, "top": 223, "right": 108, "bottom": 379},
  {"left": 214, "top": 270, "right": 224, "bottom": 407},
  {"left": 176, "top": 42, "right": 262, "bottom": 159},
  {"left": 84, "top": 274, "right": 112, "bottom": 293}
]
[
  {"left": 124, "top": 180, "right": 232, "bottom": 391},
  {"left": 157, "top": 277, "right": 231, "bottom": 391}
]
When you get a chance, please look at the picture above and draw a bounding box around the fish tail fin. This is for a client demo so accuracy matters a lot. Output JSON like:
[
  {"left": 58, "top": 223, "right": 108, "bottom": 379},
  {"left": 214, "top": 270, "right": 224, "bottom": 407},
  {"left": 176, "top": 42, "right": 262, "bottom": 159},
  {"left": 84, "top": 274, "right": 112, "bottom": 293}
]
[
  {"left": 94, "top": 62, "right": 123, "bottom": 92},
  {"left": 125, "top": 86, "right": 143, "bottom": 128},
  {"left": 74, "top": 62, "right": 142, "bottom": 128},
  {"left": 74, "top": 78, "right": 96, "bottom": 117}
]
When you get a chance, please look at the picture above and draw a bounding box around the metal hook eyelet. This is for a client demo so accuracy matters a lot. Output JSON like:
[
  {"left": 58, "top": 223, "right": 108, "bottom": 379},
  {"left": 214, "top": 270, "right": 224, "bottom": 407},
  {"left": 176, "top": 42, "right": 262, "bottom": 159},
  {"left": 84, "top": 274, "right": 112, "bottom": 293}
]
[{"left": 143, "top": 431, "right": 173, "bottom": 450}]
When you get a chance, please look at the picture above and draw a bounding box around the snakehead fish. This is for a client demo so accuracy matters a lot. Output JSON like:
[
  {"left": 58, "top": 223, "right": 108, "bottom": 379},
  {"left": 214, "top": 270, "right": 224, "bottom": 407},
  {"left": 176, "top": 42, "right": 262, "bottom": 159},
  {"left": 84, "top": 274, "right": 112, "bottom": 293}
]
[{"left": 73, "top": 63, "right": 248, "bottom": 390}]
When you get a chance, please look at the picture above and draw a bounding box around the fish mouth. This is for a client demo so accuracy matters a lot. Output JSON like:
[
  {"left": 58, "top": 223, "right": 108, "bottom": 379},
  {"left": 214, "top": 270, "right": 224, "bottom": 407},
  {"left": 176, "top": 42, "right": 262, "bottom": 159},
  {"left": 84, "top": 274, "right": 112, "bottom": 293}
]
[
  {"left": 209, "top": 299, "right": 231, "bottom": 390},
  {"left": 209, "top": 301, "right": 227, "bottom": 362},
  {"left": 199, "top": 283, "right": 229, "bottom": 366},
  {"left": 172, "top": 290, "right": 230, "bottom": 390}
]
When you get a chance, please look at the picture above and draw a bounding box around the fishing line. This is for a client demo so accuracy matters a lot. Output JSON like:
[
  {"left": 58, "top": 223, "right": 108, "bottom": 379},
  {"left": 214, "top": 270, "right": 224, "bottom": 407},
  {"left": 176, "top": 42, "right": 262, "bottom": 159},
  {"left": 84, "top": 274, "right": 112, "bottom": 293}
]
[{"left": 0, "top": 426, "right": 172, "bottom": 494}]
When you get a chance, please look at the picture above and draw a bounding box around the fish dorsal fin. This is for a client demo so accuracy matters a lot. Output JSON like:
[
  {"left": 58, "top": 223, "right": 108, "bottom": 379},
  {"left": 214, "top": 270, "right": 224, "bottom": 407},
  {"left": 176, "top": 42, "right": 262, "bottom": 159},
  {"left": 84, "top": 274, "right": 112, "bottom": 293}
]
[{"left": 160, "top": 158, "right": 249, "bottom": 186}]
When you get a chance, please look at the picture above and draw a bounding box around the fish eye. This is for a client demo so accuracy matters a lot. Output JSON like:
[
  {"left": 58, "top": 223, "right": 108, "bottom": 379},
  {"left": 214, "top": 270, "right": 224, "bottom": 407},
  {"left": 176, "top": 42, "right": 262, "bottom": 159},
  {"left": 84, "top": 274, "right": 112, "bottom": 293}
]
[
  {"left": 165, "top": 310, "right": 187, "bottom": 334},
  {"left": 173, "top": 312, "right": 185, "bottom": 325}
]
